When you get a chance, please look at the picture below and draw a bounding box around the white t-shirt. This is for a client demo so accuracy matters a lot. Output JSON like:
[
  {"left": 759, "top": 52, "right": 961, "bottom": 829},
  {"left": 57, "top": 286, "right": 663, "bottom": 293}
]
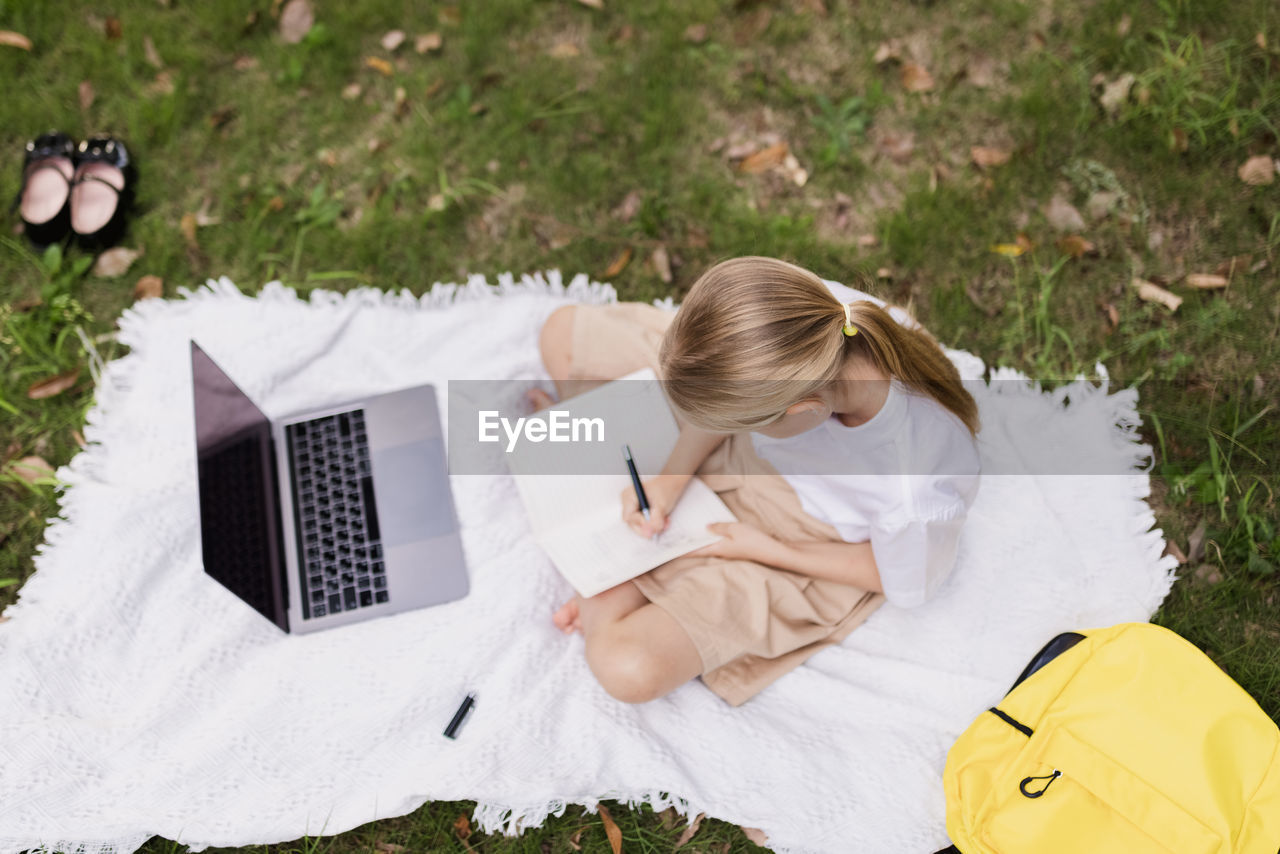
[{"left": 748, "top": 280, "right": 981, "bottom": 608}]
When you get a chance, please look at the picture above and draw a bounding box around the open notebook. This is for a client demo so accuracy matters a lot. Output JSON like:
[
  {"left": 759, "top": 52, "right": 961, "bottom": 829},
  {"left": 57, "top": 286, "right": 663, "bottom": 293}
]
[{"left": 507, "top": 369, "right": 736, "bottom": 597}]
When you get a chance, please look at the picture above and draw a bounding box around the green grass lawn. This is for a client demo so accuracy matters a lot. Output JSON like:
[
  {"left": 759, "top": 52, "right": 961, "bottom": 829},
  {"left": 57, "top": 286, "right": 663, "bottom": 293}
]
[{"left": 2, "top": 0, "right": 1278, "bottom": 850}]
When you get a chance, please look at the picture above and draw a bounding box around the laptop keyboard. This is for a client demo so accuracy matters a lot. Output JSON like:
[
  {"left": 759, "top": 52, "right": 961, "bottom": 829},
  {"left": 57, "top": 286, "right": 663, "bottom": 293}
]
[{"left": 285, "top": 410, "right": 389, "bottom": 619}]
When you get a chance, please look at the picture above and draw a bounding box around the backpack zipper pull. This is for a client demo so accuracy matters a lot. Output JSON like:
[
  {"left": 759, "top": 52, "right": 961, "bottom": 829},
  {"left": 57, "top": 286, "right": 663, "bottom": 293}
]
[{"left": 1019, "top": 769, "right": 1062, "bottom": 798}]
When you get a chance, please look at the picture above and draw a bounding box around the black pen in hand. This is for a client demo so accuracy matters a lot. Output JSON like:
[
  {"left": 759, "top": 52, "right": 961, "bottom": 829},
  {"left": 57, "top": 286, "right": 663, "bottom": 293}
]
[{"left": 623, "top": 444, "right": 660, "bottom": 544}]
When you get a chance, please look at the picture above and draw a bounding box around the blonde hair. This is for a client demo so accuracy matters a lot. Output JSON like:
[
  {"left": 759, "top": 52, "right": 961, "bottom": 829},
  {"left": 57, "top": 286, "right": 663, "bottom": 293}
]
[{"left": 659, "top": 256, "right": 980, "bottom": 435}]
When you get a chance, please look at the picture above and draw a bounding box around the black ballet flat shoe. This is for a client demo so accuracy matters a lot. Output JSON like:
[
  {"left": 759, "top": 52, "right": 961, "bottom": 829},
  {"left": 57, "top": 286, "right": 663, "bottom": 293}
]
[
  {"left": 70, "top": 135, "right": 136, "bottom": 251},
  {"left": 16, "top": 131, "right": 76, "bottom": 248}
]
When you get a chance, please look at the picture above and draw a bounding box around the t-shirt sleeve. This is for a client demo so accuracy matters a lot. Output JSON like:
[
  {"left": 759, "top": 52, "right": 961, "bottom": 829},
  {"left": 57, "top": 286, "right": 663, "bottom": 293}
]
[{"left": 869, "top": 511, "right": 967, "bottom": 609}]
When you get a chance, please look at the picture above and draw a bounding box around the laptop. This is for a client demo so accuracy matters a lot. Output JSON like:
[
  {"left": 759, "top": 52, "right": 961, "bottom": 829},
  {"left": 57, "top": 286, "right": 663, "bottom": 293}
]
[{"left": 190, "top": 341, "right": 469, "bottom": 633}]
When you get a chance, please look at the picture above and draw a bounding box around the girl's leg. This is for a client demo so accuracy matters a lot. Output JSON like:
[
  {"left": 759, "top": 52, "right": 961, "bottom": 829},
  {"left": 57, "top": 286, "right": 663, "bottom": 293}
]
[
  {"left": 557, "top": 581, "right": 702, "bottom": 703},
  {"left": 537, "top": 305, "right": 605, "bottom": 403},
  {"left": 539, "top": 305, "right": 700, "bottom": 701}
]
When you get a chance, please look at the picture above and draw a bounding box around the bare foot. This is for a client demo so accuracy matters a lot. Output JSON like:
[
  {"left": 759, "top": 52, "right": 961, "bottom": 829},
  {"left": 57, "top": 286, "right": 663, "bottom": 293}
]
[
  {"left": 552, "top": 596, "right": 583, "bottom": 634},
  {"left": 526, "top": 386, "right": 557, "bottom": 412}
]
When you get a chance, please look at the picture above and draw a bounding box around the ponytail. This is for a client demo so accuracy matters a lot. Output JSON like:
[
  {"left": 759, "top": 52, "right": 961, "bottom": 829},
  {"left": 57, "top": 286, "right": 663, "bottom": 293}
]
[{"left": 841, "top": 301, "right": 980, "bottom": 435}]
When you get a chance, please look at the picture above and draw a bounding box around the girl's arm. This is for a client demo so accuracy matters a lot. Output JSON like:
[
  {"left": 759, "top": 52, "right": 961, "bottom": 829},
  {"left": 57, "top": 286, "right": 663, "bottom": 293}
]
[
  {"left": 692, "top": 522, "right": 884, "bottom": 592},
  {"left": 621, "top": 425, "right": 726, "bottom": 537}
]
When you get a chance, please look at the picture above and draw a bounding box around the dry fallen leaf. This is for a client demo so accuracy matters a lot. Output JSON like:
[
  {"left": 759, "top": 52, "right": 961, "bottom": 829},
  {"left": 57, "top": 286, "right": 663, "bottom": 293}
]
[
  {"left": 602, "top": 247, "right": 632, "bottom": 278},
  {"left": 11, "top": 456, "right": 54, "bottom": 484},
  {"left": 1188, "top": 520, "right": 1207, "bottom": 564},
  {"left": 1086, "top": 190, "right": 1120, "bottom": 221},
  {"left": 991, "top": 242, "right": 1026, "bottom": 258},
  {"left": 365, "top": 56, "right": 394, "bottom": 76},
  {"left": 104, "top": 17, "right": 123, "bottom": 40},
  {"left": 1165, "top": 540, "right": 1188, "bottom": 564},
  {"left": 873, "top": 40, "right": 900, "bottom": 64},
  {"left": 567, "top": 828, "right": 584, "bottom": 852},
  {"left": 1194, "top": 564, "right": 1222, "bottom": 585},
  {"left": 233, "top": 54, "right": 259, "bottom": 70},
  {"left": 381, "top": 29, "right": 406, "bottom": 51},
  {"left": 901, "top": 62, "right": 934, "bottom": 92},
  {"left": 0, "top": 30, "right": 33, "bottom": 50},
  {"left": 93, "top": 246, "right": 143, "bottom": 278},
  {"left": 781, "top": 152, "right": 808, "bottom": 186},
  {"left": 576, "top": 0, "right": 604, "bottom": 7},
  {"left": 1098, "top": 72, "right": 1135, "bottom": 115},
  {"left": 738, "top": 142, "right": 789, "bottom": 173},
  {"left": 651, "top": 245, "right": 672, "bottom": 283},
  {"left": 1132, "top": 277, "right": 1182, "bottom": 311},
  {"left": 209, "top": 104, "right": 237, "bottom": 130},
  {"left": 1214, "top": 255, "right": 1251, "bottom": 279},
  {"left": 1103, "top": 301, "right": 1120, "bottom": 332},
  {"left": 970, "top": 145, "right": 1011, "bottom": 168},
  {"left": 27, "top": 370, "right": 80, "bottom": 400},
  {"left": 965, "top": 52, "right": 998, "bottom": 88},
  {"left": 548, "top": 41, "right": 580, "bottom": 58},
  {"left": 453, "top": 814, "right": 471, "bottom": 841},
  {"left": 740, "top": 826, "right": 769, "bottom": 846},
  {"left": 144, "top": 70, "right": 175, "bottom": 97},
  {"left": 342, "top": 82, "right": 362, "bottom": 100},
  {"left": 133, "top": 275, "right": 164, "bottom": 300},
  {"left": 598, "top": 805, "right": 622, "bottom": 854},
  {"left": 684, "top": 23, "right": 708, "bottom": 44},
  {"left": 394, "top": 86, "right": 409, "bottom": 117},
  {"left": 1185, "top": 273, "right": 1228, "bottom": 289},
  {"left": 78, "top": 80, "right": 95, "bottom": 111},
  {"left": 1238, "top": 155, "right": 1275, "bottom": 186},
  {"left": 279, "top": 0, "right": 314, "bottom": 43},
  {"left": 733, "top": 7, "right": 773, "bottom": 45},
  {"left": 415, "top": 32, "right": 443, "bottom": 53},
  {"left": 180, "top": 213, "right": 199, "bottom": 249},
  {"left": 1044, "top": 194, "right": 1086, "bottom": 232},
  {"left": 143, "top": 35, "right": 163, "bottom": 68},
  {"left": 439, "top": 5, "right": 461, "bottom": 24},
  {"left": 675, "top": 812, "right": 706, "bottom": 847},
  {"left": 612, "top": 190, "right": 642, "bottom": 222},
  {"left": 875, "top": 131, "right": 915, "bottom": 163},
  {"left": 373, "top": 843, "right": 405, "bottom": 854},
  {"left": 1057, "top": 235, "right": 1096, "bottom": 258}
]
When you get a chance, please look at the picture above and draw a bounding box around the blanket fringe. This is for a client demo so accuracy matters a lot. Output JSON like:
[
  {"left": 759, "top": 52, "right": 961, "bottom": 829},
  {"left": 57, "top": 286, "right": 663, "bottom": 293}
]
[{"left": 472, "top": 788, "right": 703, "bottom": 837}]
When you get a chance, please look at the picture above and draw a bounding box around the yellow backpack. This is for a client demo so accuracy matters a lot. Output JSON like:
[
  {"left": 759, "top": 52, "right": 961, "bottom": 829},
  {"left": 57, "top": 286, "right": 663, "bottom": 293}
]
[{"left": 940, "top": 622, "right": 1280, "bottom": 854}]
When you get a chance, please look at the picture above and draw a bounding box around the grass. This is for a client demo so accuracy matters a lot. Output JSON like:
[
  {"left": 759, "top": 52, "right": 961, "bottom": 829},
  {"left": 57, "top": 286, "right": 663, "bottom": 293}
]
[{"left": 1, "top": 0, "right": 1278, "bottom": 850}]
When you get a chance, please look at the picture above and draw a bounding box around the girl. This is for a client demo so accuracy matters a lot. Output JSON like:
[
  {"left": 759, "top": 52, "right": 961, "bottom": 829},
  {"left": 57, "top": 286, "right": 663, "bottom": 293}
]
[{"left": 533, "top": 256, "right": 980, "bottom": 706}]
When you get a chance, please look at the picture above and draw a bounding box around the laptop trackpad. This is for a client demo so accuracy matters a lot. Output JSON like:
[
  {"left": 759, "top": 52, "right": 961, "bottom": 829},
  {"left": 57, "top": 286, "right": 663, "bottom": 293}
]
[{"left": 370, "top": 440, "right": 457, "bottom": 547}]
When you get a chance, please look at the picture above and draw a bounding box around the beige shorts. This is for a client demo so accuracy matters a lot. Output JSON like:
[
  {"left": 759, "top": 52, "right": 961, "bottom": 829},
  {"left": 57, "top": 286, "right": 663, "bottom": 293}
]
[{"left": 566, "top": 302, "right": 884, "bottom": 705}]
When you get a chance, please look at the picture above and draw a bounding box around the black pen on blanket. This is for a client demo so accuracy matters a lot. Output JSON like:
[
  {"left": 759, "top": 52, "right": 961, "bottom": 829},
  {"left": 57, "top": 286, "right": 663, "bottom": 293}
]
[
  {"left": 623, "top": 444, "right": 660, "bottom": 544},
  {"left": 444, "top": 693, "right": 475, "bottom": 739}
]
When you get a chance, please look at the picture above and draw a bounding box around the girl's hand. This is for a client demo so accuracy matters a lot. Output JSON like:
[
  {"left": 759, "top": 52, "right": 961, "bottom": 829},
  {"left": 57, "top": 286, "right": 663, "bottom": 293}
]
[
  {"left": 691, "top": 521, "right": 786, "bottom": 564},
  {"left": 620, "top": 474, "right": 688, "bottom": 538}
]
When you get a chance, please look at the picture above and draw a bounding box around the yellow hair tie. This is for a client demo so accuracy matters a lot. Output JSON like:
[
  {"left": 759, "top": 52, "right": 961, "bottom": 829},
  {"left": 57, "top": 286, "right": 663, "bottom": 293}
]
[{"left": 842, "top": 303, "right": 858, "bottom": 337}]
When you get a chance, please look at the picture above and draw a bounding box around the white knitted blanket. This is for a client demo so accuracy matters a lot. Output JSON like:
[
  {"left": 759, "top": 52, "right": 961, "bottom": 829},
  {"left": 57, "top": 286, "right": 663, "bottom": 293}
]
[{"left": 0, "top": 274, "right": 1176, "bottom": 854}]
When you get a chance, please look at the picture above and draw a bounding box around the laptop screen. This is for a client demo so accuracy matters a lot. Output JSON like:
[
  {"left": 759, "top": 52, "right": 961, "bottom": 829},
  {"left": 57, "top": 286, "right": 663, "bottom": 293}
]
[{"left": 190, "top": 342, "right": 288, "bottom": 631}]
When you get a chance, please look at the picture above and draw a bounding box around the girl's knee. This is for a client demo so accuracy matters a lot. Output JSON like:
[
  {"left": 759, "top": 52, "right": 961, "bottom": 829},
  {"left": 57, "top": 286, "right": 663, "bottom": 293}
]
[
  {"left": 584, "top": 632, "right": 671, "bottom": 704},
  {"left": 539, "top": 306, "right": 576, "bottom": 380}
]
